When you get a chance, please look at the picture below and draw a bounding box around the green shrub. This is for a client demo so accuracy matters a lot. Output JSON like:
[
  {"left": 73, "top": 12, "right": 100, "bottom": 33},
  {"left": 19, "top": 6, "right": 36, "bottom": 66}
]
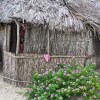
[{"left": 26, "top": 63, "right": 100, "bottom": 100}]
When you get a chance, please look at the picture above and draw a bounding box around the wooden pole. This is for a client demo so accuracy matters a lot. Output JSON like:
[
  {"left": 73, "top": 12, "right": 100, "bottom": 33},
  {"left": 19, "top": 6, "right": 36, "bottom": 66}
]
[
  {"left": 3, "top": 51, "right": 87, "bottom": 59},
  {"left": 3, "top": 24, "right": 7, "bottom": 51},
  {"left": 15, "top": 20, "right": 20, "bottom": 54},
  {"left": 47, "top": 29, "right": 50, "bottom": 54},
  {"left": 6, "top": 25, "right": 11, "bottom": 52},
  {"left": 23, "top": 26, "right": 27, "bottom": 53}
]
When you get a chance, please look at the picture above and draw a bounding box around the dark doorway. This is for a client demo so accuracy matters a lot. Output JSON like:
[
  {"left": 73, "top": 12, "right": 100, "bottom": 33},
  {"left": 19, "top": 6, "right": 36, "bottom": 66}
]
[
  {"left": 10, "top": 22, "right": 17, "bottom": 53},
  {"left": 0, "top": 45, "right": 3, "bottom": 71},
  {"left": 0, "top": 45, "right": 3, "bottom": 62},
  {"left": 94, "top": 36, "right": 100, "bottom": 69}
]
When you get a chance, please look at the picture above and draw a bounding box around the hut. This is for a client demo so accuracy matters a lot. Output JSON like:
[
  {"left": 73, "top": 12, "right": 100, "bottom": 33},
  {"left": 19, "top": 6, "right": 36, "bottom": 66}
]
[{"left": 0, "top": 0, "right": 100, "bottom": 87}]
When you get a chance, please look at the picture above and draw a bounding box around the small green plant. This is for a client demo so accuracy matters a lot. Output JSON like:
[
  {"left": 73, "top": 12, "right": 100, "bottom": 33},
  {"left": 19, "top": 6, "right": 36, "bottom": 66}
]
[{"left": 26, "top": 63, "right": 100, "bottom": 100}]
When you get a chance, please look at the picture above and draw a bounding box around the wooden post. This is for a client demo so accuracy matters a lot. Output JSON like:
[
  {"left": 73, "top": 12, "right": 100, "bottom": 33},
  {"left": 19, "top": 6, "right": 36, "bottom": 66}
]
[
  {"left": 24, "top": 26, "right": 27, "bottom": 53},
  {"left": 15, "top": 20, "right": 20, "bottom": 54},
  {"left": 47, "top": 29, "right": 50, "bottom": 54},
  {"left": 3, "top": 24, "right": 7, "bottom": 51},
  {"left": 6, "top": 25, "right": 11, "bottom": 52}
]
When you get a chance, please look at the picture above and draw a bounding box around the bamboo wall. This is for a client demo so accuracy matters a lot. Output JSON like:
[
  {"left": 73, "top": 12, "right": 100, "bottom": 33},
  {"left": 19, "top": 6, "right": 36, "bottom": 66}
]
[
  {"left": 24, "top": 27, "right": 96, "bottom": 65},
  {"left": 3, "top": 51, "right": 86, "bottom": 87},
  {"left": 24, "top": 27, "right": 94, "bottom": 56}
]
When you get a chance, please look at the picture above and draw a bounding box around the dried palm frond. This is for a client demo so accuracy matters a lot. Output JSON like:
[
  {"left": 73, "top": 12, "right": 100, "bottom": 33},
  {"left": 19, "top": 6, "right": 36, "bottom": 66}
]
[{"left": 0, "top": 0, "right": 100, "bottom": 35}]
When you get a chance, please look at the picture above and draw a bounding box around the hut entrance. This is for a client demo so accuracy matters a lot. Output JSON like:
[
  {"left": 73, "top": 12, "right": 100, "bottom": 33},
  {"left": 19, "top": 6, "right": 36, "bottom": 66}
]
[
  {"left": 94, "top": 36, "right": 100, "bottom": 69},
  {"left": 10, "top": 22, "right": 17, "bottom": 53},
  {"left": 19, "top": 25, "right": 25, "bottom": 53},
  {"left": 0, "top": 45, "right": 3, "bottom": 71},
  {"left": 0, "top": 45, "right": 2, "bottom": 63}
]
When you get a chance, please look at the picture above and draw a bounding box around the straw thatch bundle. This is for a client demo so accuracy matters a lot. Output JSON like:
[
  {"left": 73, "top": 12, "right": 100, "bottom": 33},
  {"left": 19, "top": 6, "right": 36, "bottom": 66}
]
[{"left": 0, "top": 0, "right": 100, "bottom": 35}]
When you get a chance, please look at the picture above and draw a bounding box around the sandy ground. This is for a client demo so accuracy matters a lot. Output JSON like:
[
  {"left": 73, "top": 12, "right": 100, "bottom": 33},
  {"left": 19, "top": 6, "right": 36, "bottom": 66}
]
[{"left": 0, "top": 71, "right": 27, "bottom": 100}]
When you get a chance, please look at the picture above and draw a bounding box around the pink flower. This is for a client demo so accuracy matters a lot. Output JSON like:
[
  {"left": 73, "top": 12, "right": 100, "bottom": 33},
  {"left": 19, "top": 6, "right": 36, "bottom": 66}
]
[
  {"left": 35, "top": 67, "right": 37, "bottom": 71},
  {"left": 46, "top": 87, "right": 49, "bottom": 90},
  {"left": 45, "top": 71, "right": 48, "bottom": 75},
  {"left": 44, "top": 54, "right": 51, "bottom": 62},
  {"left": 76, "top": 70, "right": 79, "bottom": 73},
  {"left": 58, "top": 78, "right": 61, "bottom": 81},
  {"left": 52, "top": 72, "right": 55, "bottom": 76},
  {"left": 46, "top": 69, "right": 48, "bottom": 71},
  {"left": 57, "top": 62, "right": 60, "bottom": 65},
  {"left": 54, "top": 66, "right": 58, "bottom": 68},
  {"left": 68, "top": 64, "right": 70, "bottom": 67},
  {"left": 38, "top": 97, "right": 40, "bottom": 100},
  {"left": 52, "top": 74, "right": 54, "bottom": 76}
]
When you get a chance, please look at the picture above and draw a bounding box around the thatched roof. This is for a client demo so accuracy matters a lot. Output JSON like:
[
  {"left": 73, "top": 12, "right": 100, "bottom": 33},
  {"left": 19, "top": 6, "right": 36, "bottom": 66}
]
[{"left": 0, "top": 0, "right": 100, "bottom": 34}]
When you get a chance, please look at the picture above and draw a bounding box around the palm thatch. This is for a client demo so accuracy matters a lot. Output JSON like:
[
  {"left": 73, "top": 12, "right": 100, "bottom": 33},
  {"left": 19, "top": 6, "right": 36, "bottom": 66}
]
[{"left": 0, "top": 0, "right": 100, "bottom": 34}]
